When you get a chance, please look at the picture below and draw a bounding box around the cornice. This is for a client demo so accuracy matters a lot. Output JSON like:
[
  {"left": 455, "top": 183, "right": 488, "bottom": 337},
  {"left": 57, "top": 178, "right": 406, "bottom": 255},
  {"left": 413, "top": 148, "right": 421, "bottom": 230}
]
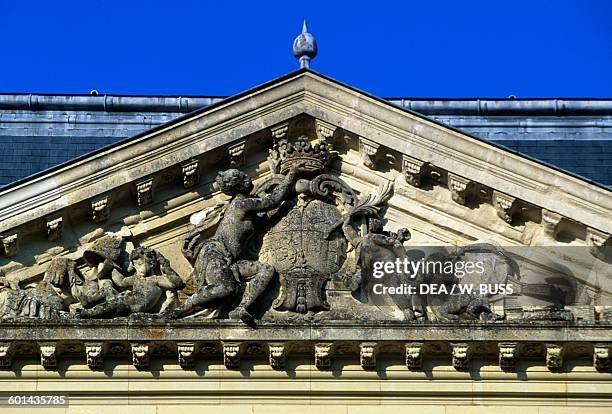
[{"left": 0, "top": 71, "right": 610, "bottom": 237}]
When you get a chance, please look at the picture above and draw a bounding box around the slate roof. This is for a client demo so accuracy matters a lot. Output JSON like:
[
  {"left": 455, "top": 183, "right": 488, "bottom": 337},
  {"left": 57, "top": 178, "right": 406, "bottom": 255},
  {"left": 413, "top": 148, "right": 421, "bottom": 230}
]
[{"left": 1, "top": 93, "right": 611, "bottom": 188}]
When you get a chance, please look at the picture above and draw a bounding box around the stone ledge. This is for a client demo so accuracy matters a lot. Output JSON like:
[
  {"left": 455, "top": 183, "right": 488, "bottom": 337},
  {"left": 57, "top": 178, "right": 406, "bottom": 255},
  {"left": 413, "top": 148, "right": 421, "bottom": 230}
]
[{"left": 0, "top": 320, "right": 609, "bottom": 373}]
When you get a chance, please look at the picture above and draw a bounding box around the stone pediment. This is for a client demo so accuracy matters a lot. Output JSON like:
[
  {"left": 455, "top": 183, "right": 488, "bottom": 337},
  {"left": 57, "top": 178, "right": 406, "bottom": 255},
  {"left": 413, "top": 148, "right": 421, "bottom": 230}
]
[{"left": 0, "top": 69, "right": 611, "bottom": 374}]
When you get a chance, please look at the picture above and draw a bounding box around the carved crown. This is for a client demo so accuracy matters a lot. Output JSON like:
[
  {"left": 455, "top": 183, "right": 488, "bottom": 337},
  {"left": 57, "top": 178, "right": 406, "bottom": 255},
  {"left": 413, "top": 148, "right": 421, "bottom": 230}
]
[{"left": 274, "top": 135, "right": 332, "bottom": 173}]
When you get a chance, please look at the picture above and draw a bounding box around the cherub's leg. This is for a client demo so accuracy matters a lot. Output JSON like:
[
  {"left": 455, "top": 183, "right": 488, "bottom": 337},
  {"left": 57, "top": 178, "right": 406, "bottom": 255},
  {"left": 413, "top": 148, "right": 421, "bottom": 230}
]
[
  {"left": 167, "top": 257, "right": 236, "bottom": 318},
  {"left": 79, "top": 295, "right": 129, "bottom": 318},
  {"left": 228, "top": 260, "right": 274, "bottom": 322}
]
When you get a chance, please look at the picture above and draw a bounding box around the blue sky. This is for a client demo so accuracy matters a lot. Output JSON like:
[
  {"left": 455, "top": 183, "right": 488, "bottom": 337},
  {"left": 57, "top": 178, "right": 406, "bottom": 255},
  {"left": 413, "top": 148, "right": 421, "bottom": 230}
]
[{"left": 1, "top": 0, "right": 610, "bottom": 98}]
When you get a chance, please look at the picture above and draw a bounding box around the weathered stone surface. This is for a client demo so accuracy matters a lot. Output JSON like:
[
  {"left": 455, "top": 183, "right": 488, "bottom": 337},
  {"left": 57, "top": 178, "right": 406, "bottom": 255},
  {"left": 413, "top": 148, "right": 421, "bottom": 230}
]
[
  {"left": 268, "top": 342, "right": 286, "bottom": 370},
  {"left": 405, "top": 342, "right": 423, "bottom": 370},
  {"left": 131, "top": 342, "right": 150, "bottom": 370},
  {"left": 177, "top": 342, "right": 196, "bottom": 369},
  {"left": 498, "top": 342, "right": 518, "bottom": 371},
  {"left": 223, "top": 342, "right": 240, "bottom": 369},
  {"left": 315, "top": 342, "right": 332, "bottom": 370},
  {"left": 546, "top": 343, "right": 564, "bottom": 371},
  {"left": 85, "top": 342, "right": 104, "bottom": 370},
  {"left": 359, "top": 342, "right": 377, "bottom": 370},
  {"left": 451, "top": 342, "right": 471, "bottom": 371}
]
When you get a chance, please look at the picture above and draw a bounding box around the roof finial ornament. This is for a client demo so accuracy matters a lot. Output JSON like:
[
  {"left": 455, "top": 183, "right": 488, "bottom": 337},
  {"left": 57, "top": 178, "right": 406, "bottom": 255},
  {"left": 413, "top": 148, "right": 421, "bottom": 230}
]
[{"left": 292, "top": 19, "right": 317, "bottom": 69}]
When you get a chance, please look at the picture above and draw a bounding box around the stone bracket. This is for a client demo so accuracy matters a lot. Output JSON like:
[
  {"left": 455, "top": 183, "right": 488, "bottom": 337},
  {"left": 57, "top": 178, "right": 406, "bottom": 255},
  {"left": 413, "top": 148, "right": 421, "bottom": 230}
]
[
  {"left": 91, "top": 194, "right": 111, "bottom": 223},
  {"left": 451, "top": 342, "right": 471, "bottom": 371},
  {"left": 493, "top": 191, "right": 518, "bottom": 224},
  {"left": 587, "top": 227, "right": 610, "bottom": 258},
  {"left": 315, "top": 342, "right": 333, "bottom": 370},
  {"left": 223, "top": 342, "right": 240, "bottom": 369},
  {"left": 402, "top": 155, "right": 426, "bottom": 187},
  {"left": 498, "top": 342, "right": 518, "bottom": 371},
  {"left": 359, "top": 342, "right": 378, "bottom": 370},
  {"left": 0, "top": 231, "right": 19, "bottom": 257},
  {"left": 541, "top": 209, "right": 562, "bottom": 240},
  {"left": 594, "top": 343, "right": 611, "bottom": 372},
  {"left": 546, "top": 343, "right": 564, "bottom": 371},
  {"left": 0, "top": 343, "right": 12, "bottom": 369},
  {"left": 359, "top": 137, "right": 379, "bottom": 169},
  {"left": 181, "top": 159, "right": 200, "bottom": 189},
  {"left": 39, "top": 342, "right": 57, "bottom": 371},
  {"left": 228, "top": 140, "right": 246, "bottom": 168},
  {"left": 270, "top": 122, "right": 289, "bottom": 140},
  {"left": 131, "top": 342, "right": 150, "bottom": 370},
  {"left": 178, "top": 342, "right": 196, "bottom": 369},
  {"left": 405, "top": 342, "right": 423, "bottom": 370},
  {"left": 314, "top": 119, "right": 337, "bottom": 144},
  {"left": 85, "top": 342, "right": 104, "bottom": 371},
  {"left": 135, "top": 178, "right": 154, "bottom": 207},
  {"left": 45, "top": 214, "right": 63, "bottom": 242},
  {"left": 447, "top": 174, "right": 471, "bottom": 205},
  {"left": 268, "top": 342, "right": 286, "bottom": 370}
]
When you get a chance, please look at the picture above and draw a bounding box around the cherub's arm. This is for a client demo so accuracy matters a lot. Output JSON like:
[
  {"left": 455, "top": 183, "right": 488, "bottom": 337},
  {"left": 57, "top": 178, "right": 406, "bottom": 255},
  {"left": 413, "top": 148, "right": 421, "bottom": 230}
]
[
  {"left": 112, "top": 272, "right": 135, "bottom": 290},
  {"left": 368, "top": 234, "right": 406, "bottom": 258},
  {"left": 149, "top": 270, "right": 185, "bottom": 292},
  {"left": 236, "top": 171, "right": 297, "bottom": 213}
]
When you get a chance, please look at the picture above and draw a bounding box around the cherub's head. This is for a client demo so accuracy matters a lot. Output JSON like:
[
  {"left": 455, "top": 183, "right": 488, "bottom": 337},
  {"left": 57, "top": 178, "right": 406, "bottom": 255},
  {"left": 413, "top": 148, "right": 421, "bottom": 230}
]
[
  {"left": 129, "top": 246, "right": 158, "bottom": 277},
  {"left": 214, "top": 169, "right": 253, "bottom": 196},
  {"left": 396, "top": 228, "right": 411, "bottom": 243}
]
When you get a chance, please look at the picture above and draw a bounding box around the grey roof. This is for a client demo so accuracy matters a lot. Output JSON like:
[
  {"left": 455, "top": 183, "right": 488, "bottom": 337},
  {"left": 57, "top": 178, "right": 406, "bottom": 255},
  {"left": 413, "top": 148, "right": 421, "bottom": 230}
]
[{"left": 1, "top": 93, "right": 611, "bottom": 188}]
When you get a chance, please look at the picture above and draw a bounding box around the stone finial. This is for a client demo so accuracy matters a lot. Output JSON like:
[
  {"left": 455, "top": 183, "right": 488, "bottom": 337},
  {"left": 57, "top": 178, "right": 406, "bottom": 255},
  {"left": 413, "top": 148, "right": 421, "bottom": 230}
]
[
  {"left": 178, "top": 342, "right": 196, "bottom": 369},
  {"left": 85, "top": 342, "right": 104, "bottom": 370},
  {"left": 359, "top": 342, "right": 377, "bottom": 370},
  {"left": 314, "top": 342, "right": 332, "bottom": 370},
  {"left": 498, "top": 342, "right": 518, "bottom": 371},
  {"left": 292, "top": 20, "right": 317, "bottom": 69},
  {"left": 223, "top": 343, "right": 240, "bottom": 369},
  {"left": 405, "top": 342, "right": 423, "bottom": 370},
  {"left": 268, "top": 343, "right": 286, "bottom": 370}
]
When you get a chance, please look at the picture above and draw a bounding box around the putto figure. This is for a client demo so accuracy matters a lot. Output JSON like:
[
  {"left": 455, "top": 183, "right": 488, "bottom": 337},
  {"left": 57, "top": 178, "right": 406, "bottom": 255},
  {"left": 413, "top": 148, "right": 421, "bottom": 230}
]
[
  {"left": 79, "top": 246, "right": 184, "bottom": 318},
  {"left": 169, "top": 162, "right": 306, "bottom": 323}
]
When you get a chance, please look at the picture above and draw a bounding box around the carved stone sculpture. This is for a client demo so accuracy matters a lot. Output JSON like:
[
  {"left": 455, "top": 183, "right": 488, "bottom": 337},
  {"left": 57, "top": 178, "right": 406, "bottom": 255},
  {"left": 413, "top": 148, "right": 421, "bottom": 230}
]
[
  {"left": 78, "top": 246, "right": 185, "bottom": 318},
  {"left": 170, "top": 162, "right": 313, "bottom": 323},
  {"left": 405, "top": 343, "right": 423, "bottom": 370},
  {"left": 178, "top": 342, "right": 196, "bottom": 369},
  {"left": 420, "top": 243, "right": 515, "bottom": 322}
]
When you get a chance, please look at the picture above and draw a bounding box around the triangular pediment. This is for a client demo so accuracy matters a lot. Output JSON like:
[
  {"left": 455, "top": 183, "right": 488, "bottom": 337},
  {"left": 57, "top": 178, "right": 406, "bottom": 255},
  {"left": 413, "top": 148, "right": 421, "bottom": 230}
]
[{"left": 0, "top": 69, "right": 610, "bottom": 316}]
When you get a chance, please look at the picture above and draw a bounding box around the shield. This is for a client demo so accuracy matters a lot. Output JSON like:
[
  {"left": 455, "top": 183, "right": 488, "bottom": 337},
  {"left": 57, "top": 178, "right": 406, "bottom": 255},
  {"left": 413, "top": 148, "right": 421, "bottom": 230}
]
[{"left": 259, "top": 198, "right": 347, "bottom": 313}]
